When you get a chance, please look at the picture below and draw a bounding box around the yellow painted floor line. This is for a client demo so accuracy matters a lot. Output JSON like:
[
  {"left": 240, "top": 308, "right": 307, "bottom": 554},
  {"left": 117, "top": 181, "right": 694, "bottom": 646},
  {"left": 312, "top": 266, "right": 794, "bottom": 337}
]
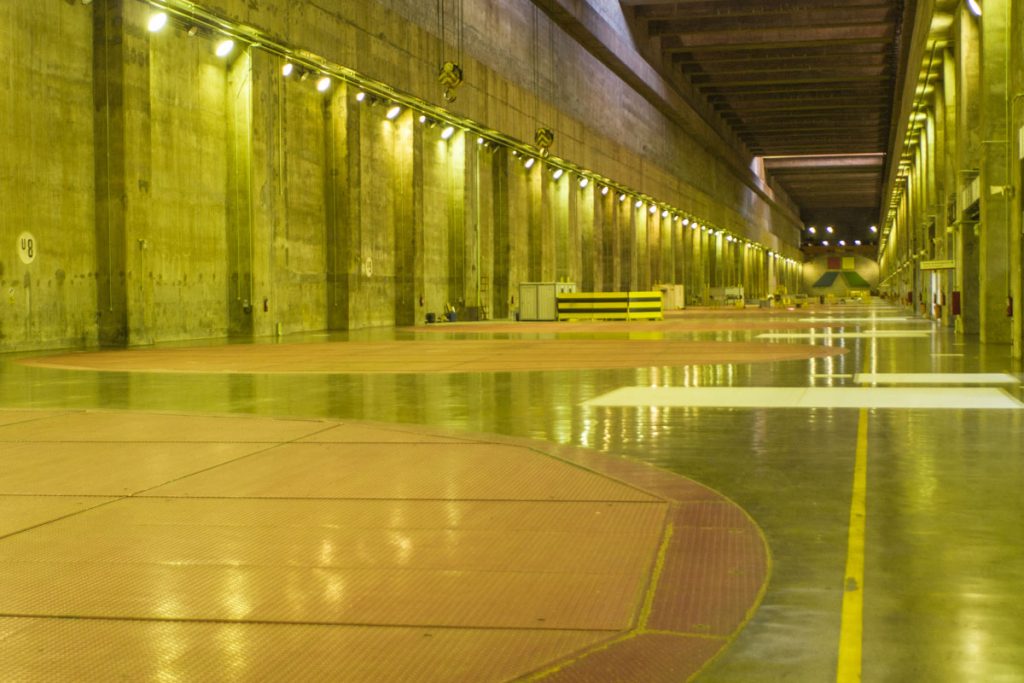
[{"left": 837, "top": 407, "right": 869, "bottom": 682}]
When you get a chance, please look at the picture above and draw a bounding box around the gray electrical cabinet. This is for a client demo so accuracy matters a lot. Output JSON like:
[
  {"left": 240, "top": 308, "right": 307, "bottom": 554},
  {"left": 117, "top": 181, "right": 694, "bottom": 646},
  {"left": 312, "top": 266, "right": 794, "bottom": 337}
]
[{"left": 518, "top": 282, "right": 576, "bottom": 320}]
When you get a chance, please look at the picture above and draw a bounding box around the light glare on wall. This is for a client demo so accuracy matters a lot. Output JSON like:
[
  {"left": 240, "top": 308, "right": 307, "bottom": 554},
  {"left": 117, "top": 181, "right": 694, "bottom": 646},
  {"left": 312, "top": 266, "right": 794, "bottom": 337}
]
[
  {"left": 682, "top": 218, "right": 690, "bottom": 226},
  {"left": 600, "top": 186, "right": 609, "bottom": 196},
  {"left": 440, "top": 125, "right": 455, "bottom": 140},
  {"left": 661, "top": 209, "right": 669, "bottom": 218},
  {"left": 618, "top": 193, "right": 626, "bottom": 202},
  {"left": 578, "top": 177, "right": 589, "bottom": 189},
  {"left": 648, "top": 205, "right": 657, "bottom": 215},
  {"left": 316, "top": 76, "right": 331, "bottom": 92},
  {"left": 634, "top": 199, "right": 643, "bottom": 208},
  {"left": 870, "top": 225, "right": 878, "bottom": 233},
  {"left": 524, "top": 157, "right": 536, "bottom": 169},
  {"left": 282, "top": 62, "right": 294, "bottom": 77},
  {"left": 147, "top": 12, "right": 168, "bottom": 32},
  {"left": 967, "top": 0, "right": 981, "bottom": 16},
  {"left": 386, "top": 105, "right": 402, "bottom": 119},
  {"left": 552, "top": 168, "right": 564, "bottom": 180},
  {"left": 215, "top": 39, "right": 235, "bottom": 58}
]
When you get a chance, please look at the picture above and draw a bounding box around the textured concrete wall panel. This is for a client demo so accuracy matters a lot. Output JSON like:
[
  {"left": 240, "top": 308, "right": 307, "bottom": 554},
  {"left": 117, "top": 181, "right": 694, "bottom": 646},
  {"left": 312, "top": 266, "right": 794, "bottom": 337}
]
[
  {"left": 146, "top": 31, "right": 230, "bottom": 342},
  {"left": 0, "top": 1, "right": 97, "bottom": 350},
  {"left": 275, "top": 76, "right": 329, "bottom": 333}
]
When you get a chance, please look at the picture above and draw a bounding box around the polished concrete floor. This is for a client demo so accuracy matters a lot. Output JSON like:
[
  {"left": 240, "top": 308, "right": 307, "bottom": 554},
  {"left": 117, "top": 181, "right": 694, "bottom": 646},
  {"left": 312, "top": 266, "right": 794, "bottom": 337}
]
[{"left": 2, "top": 301, "right": 1023, "bottom": 681}]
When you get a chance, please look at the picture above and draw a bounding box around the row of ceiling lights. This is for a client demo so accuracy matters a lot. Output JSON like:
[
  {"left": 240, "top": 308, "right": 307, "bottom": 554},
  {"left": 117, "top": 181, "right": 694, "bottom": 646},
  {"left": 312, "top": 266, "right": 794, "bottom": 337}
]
[
  {"left": 143, "top": 4, "right": 799, "bottom": 265},
  {"left": 803, "top": 224, "right": 878, "bottom": 247}
]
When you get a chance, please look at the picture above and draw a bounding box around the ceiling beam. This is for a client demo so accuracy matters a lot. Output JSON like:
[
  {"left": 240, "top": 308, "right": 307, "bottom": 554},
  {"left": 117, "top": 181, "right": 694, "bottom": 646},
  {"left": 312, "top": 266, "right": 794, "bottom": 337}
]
[
  {"left": 647, "top": 7, "right": 894, "bottom": 36},
  {"left": 658, "top": 23, "right": 894, "bottom": 50}
]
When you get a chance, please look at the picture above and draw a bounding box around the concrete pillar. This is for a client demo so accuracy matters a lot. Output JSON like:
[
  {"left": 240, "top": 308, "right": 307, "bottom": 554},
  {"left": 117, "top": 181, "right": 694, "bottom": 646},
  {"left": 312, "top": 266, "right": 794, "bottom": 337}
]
[
  {"left": 474, "top": 142, "right": 496, "bottom": 320},
  {"left": 393, "top": 110, "right": 416, "bottom": 326},
  {"left": 620, "top": 203, "right": 635, "bottom": 290},
  {"left": 93, "top": 0, "right": 151, "bottom": 346},
  {"left": 955, "top": 7, "right": 983, "bottom": 333},
  {"left": 446, "top": 134, "right": 467, "bottom": 318},
  {"left": 673, "top": 220, "right": 685, "bottom": 289},
  {"left": 226, "top": 51, "right": 255, "bottom": 338},
  {"left": 578, "top": 184, "right": 596, "bottom": 291},
  {"left": 550, "top": 173, "right": 569, "bottom": 283},
  {"left": 325, "top": 83, "right": 353, "bottom": 330},
  {"left": 490, "top": 148, "right": 510, "bottom": 319},
  {"left": 978, "top": 0, "right": 1013, "bottom": 343},
  {"left": 1009, "top": 0, "right": 1024, "bottom": 358}
]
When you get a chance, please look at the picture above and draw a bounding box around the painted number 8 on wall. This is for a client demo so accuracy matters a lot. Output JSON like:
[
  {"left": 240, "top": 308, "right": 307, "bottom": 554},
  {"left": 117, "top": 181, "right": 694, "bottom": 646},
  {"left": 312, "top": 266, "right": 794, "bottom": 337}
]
[{"left": 18, "top": 232, "right": 36, "bottom": 265}]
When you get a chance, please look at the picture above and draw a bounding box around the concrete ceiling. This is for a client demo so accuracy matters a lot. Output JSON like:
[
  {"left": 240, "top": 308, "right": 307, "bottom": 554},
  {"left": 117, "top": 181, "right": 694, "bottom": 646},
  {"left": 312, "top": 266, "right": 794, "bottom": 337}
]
[{"left": 623, "top": 0, "right": 915, "bottom": 241}]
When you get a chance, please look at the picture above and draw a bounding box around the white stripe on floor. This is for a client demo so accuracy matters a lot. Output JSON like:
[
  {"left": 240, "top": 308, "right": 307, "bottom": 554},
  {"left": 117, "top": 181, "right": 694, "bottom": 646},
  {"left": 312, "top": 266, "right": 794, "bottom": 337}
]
[
  {"left": 798, "top": 317, "right": 923, "bottom": 322},
  {"left": 582, "top": 386, "right": 1024, "bottom": 409},
  {"left": 854, "top": 373, "right": 1019, "bottom": 385},
  {"left": 758, "top": 330, "right": 932, "bottom": 339}
]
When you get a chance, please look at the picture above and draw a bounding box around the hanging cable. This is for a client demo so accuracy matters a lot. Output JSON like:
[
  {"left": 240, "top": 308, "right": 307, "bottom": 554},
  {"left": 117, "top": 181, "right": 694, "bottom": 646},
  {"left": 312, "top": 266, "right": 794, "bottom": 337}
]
[{"left": 437, "top": 0, "right": 463, "bottom": 102}]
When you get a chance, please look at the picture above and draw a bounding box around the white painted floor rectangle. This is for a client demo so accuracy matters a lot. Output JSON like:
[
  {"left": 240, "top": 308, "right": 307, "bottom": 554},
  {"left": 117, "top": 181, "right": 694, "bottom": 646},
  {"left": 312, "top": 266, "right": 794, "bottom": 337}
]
[
  {"left": 855, "top": 373, "right": 1020, "bottom": 385},
  {"left": 798, "top": 317, "right": 920, "bottom": 323},
  {"left": 757, "top": 330, "right": 932, "bottom": 340},
  {"left": 582, "top": 386, "right": 1024, "bottom": 409}
]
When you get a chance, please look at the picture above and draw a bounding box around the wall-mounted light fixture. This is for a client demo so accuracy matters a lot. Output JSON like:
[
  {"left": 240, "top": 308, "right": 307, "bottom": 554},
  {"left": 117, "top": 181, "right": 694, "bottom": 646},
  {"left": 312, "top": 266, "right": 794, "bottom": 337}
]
[
  {"left": 966, "top": 0, "right": 982, "bottom": 17},
  {"left": 440, "top": 125, "right": 456, "bottom": 140},
  {"left": 578, "top": 177, "right": 589, "bottom": 189},
  {"left": 385, "top": 104, "right": 402, "bottom": 120},
  {"left": 316, "top": 76, "right": 331, "bottom": 92}
]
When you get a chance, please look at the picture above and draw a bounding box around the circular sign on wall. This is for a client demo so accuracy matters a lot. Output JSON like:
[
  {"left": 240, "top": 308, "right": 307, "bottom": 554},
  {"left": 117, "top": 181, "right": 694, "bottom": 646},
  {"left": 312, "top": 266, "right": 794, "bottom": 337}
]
[{"left": 17, "top": 232, "right": 36, "bottom": 265}]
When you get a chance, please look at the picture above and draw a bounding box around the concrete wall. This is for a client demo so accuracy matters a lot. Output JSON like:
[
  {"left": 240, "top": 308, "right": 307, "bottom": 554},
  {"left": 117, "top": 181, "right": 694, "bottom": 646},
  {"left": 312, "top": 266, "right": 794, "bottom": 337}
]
[
  {"left": 802, "top": 253, "right": 881, "bottom": 294},
  {"left": 1, "top": 1, "right": 97, "bottom": 349},
  {"left": 0, "top": 0, "right": 805, "bottom": 351}
]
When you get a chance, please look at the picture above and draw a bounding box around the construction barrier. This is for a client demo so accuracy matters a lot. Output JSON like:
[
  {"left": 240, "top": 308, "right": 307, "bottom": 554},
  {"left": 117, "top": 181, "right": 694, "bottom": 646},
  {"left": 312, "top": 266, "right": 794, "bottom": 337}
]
[{"left": 556, "top": 291, "right": 664, "bottom": 321}]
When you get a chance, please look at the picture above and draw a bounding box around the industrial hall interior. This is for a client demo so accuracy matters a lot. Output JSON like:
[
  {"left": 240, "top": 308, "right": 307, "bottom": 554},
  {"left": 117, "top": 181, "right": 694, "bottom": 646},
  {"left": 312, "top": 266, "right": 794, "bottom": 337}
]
[{"left": 3, "top": 0, "right": 1024, "bottom": 681}]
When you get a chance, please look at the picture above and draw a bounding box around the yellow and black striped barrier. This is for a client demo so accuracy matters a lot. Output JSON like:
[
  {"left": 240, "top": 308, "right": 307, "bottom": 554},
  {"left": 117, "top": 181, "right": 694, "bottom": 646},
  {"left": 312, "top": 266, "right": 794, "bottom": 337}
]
[{"left": 556, "top": 291, "right": 664, "bottom": 321}]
